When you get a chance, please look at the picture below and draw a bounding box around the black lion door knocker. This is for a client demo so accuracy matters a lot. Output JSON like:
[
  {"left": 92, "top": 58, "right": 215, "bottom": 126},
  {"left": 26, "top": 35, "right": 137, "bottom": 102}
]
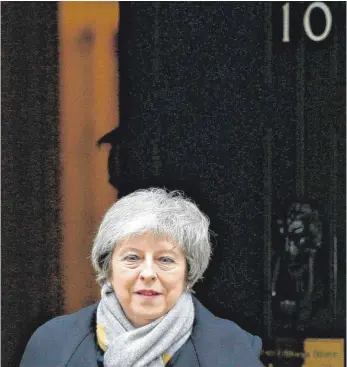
[{"left": 271, "top": 201, "right": 322, "bottom": 334}]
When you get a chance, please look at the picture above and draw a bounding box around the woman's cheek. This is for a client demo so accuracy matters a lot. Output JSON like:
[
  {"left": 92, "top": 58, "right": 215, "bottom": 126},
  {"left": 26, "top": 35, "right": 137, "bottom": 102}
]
[{"left": 164, "top": 271, "right": 185, "bottom": 284}]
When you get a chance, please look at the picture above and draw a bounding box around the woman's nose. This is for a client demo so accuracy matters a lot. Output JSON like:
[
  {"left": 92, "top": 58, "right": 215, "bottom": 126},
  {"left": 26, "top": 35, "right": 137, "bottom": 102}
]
[{"left": 139, "top": 261, "right": 157, "bottom": 281}]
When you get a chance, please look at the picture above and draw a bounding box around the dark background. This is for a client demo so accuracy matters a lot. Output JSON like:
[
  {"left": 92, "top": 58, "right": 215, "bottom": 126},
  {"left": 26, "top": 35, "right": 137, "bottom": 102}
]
[
  {"left": 2, "top": 3, "right": 62, "bottom": 366},
  {"left": 2, "top": 2, "right": 346, "bottom": 366}
]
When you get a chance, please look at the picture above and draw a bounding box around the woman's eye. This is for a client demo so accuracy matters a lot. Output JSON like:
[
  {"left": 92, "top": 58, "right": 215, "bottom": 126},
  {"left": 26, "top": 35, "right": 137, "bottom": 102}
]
[
  {"left": 124, "top": 254, "right": 139, "bottom": 261},
  {"left": 159, "top": 256, "right": 174, "bottom": 264}
]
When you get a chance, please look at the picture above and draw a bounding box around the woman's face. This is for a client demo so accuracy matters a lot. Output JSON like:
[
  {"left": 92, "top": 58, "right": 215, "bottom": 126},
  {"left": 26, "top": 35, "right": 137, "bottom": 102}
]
[{"left": 109, "top": 232, "right": 187, "bottom": 327}]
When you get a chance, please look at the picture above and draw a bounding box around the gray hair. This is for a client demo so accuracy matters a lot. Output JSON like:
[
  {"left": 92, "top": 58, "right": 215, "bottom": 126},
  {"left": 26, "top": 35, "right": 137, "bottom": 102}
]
[{"left": 91, "top": 188, "right": 212, "bottom": 290}]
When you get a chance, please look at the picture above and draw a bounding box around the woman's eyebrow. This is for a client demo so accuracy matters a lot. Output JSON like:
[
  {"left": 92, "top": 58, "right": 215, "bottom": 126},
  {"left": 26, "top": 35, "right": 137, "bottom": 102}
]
[
  {"left": 118, "top": 247, "right": 141, "bottom": 254},
  {"left": 155, "top": 248, "right": 180, "bottom": 256}
]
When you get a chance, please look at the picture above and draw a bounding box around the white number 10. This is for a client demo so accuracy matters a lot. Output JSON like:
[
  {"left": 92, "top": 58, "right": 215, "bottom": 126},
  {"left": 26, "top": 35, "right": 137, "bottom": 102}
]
[{"left": 282, "top": 2, "right": 332, "bottom": 42}]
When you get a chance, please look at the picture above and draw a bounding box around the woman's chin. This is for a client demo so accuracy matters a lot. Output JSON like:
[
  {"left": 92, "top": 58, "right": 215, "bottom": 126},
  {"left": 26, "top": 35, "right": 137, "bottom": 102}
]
[
  {"left": 131, "top": 314, "right": 161, "bottom": 327},
  {"left": 133, "top": 293, "right": 163, "bottom": 301},
  {"left": 129, "top": 306, "right": 166, "bottom": 326}
]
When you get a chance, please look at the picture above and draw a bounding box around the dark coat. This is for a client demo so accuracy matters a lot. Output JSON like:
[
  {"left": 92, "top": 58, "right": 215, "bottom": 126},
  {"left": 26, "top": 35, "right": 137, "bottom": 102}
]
[{"left": 21, "top": 297, "right": 264, "bottom": 367}]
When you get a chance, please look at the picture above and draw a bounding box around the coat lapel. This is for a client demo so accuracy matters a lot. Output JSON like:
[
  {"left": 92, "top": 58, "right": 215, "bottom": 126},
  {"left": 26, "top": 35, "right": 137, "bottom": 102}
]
[
  {"left": 173, "top": 338, "right": 200, "bottom": 367},
  {"left": 66, "top": 331, "right": 98, "bottom": 367}
]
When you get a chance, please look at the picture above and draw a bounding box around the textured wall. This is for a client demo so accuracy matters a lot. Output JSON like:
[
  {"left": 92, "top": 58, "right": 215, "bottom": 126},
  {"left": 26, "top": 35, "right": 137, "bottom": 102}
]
[{"left": 2, "top": 3, "right": 62, "bottom": 366}]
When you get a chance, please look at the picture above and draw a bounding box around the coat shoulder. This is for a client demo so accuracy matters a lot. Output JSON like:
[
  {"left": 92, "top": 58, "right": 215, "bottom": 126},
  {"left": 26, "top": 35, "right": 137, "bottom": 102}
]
[
  {"left": 191, "top": 297, "right": 264, "bottom": 366},
  {"left": 210, "top": 315, "right": 262, "bottom": 356},
  {"left": 26, "top": 303, "right": 96, "bottom": 343},
  {"left": 20, "top": 304, "right": 97, "bottom": 367}
]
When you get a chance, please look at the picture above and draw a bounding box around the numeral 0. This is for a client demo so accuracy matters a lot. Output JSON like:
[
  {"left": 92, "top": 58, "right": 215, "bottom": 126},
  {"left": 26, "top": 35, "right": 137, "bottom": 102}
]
[{"left": 282, "top": 1, "right": 332, "bottom": 42}]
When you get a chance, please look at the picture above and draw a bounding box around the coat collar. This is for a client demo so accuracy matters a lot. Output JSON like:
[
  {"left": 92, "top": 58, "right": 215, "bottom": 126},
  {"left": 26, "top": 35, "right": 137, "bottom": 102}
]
[
  {"left": 63, "top": 297, "right": 262, "bottom": 367},
  {"left": 63, "top": 301, "right": 198, "bottom": 367}
]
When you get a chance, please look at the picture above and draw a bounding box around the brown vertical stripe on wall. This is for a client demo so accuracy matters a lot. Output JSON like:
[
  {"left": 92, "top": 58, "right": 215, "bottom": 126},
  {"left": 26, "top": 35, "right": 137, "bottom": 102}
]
[{"left": 58, "top": 2, "right": 119, "bottom": 313}]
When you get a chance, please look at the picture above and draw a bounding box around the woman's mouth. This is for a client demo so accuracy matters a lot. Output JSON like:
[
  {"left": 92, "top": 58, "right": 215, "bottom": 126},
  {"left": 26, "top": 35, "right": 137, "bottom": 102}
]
[{"left": 135, "top": 290, "right": 161, "bottom": 298}]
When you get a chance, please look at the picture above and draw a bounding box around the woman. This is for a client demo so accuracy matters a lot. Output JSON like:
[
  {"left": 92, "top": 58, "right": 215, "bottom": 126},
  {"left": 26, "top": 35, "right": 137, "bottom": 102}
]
[{"left": 21, "top": 188, "right": 264, "bottom": 367}]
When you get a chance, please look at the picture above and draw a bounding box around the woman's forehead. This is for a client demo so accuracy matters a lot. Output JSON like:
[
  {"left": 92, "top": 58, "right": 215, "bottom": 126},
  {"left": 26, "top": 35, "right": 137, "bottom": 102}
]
[{"left": 116, "top": 232, "right": 180, "bottom": 252}]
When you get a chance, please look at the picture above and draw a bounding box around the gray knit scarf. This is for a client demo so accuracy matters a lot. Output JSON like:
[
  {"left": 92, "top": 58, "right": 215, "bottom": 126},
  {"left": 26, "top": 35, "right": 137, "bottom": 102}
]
[{"left": 96, "top": 283, "right": 195, "bottom": 367}]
